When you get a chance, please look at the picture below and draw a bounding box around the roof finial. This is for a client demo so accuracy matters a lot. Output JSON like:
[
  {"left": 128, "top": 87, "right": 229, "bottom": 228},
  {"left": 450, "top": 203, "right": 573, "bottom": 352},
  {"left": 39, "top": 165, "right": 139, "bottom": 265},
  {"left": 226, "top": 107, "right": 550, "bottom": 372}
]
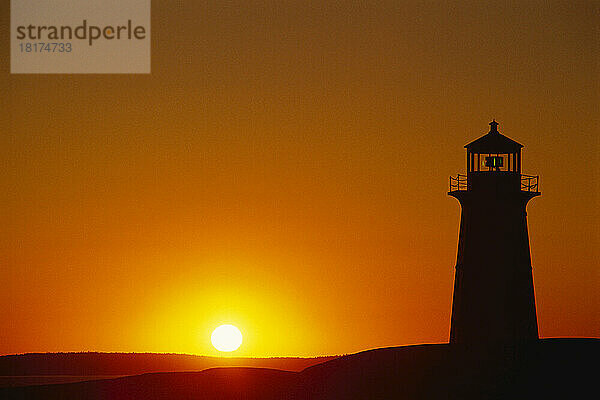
[{"left": 489, "top": 119, "right": 499, "bottom": 133}]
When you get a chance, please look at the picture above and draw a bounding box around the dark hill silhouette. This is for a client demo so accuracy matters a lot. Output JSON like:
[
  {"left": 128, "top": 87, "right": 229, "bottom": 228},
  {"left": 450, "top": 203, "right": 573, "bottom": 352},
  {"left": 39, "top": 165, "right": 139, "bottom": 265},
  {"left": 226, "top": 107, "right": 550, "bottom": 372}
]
[
  {"left": 297, "top": 338, "right": 599, "bottom": 399},
  {"left": 1, "top": 338, "right": 597, "bottom": 399},
  {"left": 0, "top": 352, "right": 334, "bottom": 374},
  {"left": 0, "top": 368, "right": 296, "bottom": 400}
]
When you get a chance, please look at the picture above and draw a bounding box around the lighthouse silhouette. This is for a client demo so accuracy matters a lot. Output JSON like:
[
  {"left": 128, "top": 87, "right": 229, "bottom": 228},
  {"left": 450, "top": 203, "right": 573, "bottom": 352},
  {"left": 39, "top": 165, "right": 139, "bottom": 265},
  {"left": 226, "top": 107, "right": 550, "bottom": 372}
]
[{"left": 449, "top": 120, "right": 540, "bottom": 348}]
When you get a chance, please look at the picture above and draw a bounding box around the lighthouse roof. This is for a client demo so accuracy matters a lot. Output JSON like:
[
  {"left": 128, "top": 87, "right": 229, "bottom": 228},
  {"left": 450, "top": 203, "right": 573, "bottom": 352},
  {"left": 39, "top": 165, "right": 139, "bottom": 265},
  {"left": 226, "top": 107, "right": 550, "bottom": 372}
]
[{"left": 465, "top": 120, "right": 523, "bottom": 153}]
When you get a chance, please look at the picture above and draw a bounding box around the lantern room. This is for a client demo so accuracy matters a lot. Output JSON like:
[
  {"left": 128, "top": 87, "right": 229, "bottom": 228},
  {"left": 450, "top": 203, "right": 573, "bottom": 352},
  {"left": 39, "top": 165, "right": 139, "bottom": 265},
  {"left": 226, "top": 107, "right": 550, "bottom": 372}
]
[
  {"left": 466, "top": 120, "right": 522, "bottom": 174},
  {"left": 449, "top": 120, "right": 539, "bottom": 194}
]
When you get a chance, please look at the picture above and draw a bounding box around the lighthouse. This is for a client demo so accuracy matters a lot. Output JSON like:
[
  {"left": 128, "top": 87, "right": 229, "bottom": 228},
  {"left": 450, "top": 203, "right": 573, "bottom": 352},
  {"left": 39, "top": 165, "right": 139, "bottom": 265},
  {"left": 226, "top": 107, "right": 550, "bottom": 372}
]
[{"left": 448, "top": 120, "right": 540, "bottom": 348}]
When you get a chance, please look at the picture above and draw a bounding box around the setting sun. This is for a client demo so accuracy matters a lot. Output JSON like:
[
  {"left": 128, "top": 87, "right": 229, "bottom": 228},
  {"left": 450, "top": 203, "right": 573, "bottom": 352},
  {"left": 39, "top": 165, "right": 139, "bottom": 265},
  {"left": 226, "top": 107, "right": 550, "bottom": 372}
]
[{"left": 211, "top": 325, "right": 243, "bottom": 352}]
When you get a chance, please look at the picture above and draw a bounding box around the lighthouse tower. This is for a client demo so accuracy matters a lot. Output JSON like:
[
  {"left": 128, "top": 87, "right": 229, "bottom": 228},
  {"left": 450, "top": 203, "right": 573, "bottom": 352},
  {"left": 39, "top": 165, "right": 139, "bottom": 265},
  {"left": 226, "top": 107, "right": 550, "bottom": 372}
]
[{"left": 449, "top": 120, "right": 540, "bottom": 348}]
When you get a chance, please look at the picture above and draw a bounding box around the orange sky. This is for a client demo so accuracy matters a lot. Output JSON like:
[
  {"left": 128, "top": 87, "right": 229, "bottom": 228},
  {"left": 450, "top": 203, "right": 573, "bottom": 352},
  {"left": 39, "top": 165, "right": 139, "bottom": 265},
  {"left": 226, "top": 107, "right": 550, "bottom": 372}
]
[{"left": 1, "top": 1, "right": 598, "bottom": 357}]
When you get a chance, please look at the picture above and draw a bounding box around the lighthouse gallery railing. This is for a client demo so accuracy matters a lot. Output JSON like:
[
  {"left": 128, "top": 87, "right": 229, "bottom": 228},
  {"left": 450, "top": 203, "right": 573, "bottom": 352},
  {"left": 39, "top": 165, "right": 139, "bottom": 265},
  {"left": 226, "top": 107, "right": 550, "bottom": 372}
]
[
  {"left": 449, "top": 174, "right": 539, "bottom": 192},
  {"left": 520, "top": 174, "right": 539, "bottom": 192},
  {"left": 449, "top": 174, "right": 468, "bottom": 191}
]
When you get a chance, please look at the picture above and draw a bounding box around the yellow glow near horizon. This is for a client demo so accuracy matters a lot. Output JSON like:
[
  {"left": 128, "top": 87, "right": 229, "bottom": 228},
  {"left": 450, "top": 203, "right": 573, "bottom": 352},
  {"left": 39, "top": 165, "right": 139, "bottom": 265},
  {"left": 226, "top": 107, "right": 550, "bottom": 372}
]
[{"left": 211, "top": 325, "right": 243, "bottom": 352}]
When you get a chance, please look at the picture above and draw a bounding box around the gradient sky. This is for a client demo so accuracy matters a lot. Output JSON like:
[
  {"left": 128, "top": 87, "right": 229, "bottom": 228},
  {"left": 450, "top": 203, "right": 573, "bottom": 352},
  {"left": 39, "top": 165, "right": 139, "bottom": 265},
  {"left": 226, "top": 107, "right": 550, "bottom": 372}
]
[{"left": 1, "top": 1, "right": 598, "bottom": 357}]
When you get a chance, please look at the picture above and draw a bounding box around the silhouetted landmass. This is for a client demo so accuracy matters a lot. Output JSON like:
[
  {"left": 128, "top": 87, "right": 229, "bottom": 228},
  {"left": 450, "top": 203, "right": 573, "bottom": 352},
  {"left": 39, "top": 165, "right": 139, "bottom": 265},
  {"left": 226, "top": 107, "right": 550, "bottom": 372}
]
[
  {"left": 0, "top": 353, "right": 335, "bottom": 388},
  {"left": 297, "top": 338, "right": 599, "bottom": 399},
  {"left": 0, "top": 352, "right": 336, "bottom": 375},
  {"left": 0, "top": 375, "right": 128, "bottom": 389},
  {"left": 1, "top": 338, "right": 597, "bottom": 399},
  {"left": 0, "top": 368, "right": 296, "bottom": 400}
]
